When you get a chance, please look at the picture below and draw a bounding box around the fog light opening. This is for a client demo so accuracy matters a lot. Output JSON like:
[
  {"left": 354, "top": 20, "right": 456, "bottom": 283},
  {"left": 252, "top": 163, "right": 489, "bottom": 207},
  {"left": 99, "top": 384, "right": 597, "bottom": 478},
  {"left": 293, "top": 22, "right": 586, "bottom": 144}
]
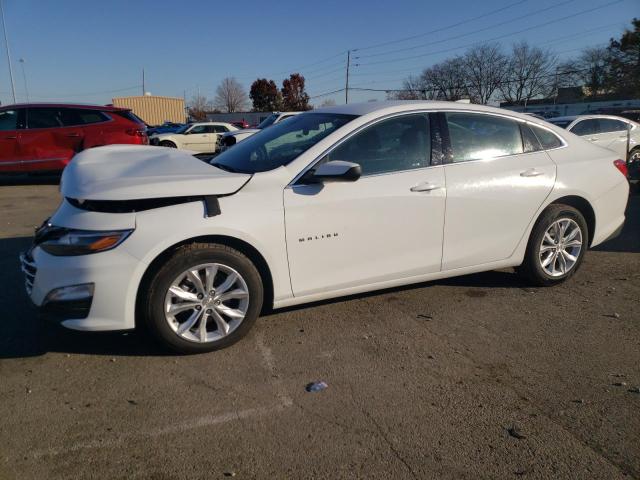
[{"left": 44, "top": 283, "right": 95, "bottom": 304}]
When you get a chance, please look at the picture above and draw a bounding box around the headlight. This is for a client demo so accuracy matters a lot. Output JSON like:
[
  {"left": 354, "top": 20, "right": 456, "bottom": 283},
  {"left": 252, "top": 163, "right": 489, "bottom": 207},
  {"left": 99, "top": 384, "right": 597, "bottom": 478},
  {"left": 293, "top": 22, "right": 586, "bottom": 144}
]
[{"left": 39, "top": 228, "right": 133, "bottom": 256}]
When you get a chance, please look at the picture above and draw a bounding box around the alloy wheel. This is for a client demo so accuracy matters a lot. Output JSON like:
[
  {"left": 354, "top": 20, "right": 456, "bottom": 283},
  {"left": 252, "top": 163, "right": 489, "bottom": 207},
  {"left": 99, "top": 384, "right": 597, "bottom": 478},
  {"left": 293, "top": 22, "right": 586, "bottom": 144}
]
[
  {"left": 164, "top": 263, "right": 250, "bottom": 343},
  {"left": 539, "top": 218, "right": 583, "bottom": 277}
]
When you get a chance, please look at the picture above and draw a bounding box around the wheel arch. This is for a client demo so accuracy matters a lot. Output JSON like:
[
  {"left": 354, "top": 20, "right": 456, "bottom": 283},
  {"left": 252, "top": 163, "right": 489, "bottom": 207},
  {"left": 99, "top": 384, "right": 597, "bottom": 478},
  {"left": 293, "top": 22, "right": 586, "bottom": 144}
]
[
  {"left": 135, "top": 234, "right": 275, "bottom": 327},
  {"left": 546, "top": 195, "right": 596, "bottom": 246},
  {"left": 159, "top": 138, "right": 178, "bottom": 147}
]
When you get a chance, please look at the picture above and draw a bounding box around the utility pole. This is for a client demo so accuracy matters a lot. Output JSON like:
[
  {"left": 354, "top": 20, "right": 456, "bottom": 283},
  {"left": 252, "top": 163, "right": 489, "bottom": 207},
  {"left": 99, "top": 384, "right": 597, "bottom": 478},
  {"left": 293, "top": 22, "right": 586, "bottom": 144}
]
[
  {"left": 345, "top": 50, "right": 351, "bottom": 104},
  {"left": 142, "top": 68, "right": 145, "bottom": 95},
  {"left": 183, "top": 89, "right": 188, "bottom": 122},
  {"left": 18, "top": 57, "right": 27, "bottom": 102},
  {"left": 0, "top": 0, "right": 16, "bottom": 104}
]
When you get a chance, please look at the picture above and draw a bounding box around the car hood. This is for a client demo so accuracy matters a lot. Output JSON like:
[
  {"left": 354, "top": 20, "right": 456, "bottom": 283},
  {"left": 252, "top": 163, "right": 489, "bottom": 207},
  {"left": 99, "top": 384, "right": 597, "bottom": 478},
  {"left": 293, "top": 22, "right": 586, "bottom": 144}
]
[
  {"left": 150, "top": 132, "right": 181, "bottom": 139},
  {"left": 223, "top": 128, "right": 260, "bottom": 138},
  {"left": 61, "top": 145, "right": 251, "bottom": 201}
]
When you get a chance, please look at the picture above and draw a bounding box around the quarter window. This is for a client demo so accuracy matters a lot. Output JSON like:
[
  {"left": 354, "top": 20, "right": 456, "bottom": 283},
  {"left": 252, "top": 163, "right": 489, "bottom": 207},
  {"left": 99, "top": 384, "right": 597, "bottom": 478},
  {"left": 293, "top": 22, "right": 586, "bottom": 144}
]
[
  {"left": 0, "top": 109, "right": 18, "bottom": 131},
  {"left": 599, "top": 119, "right": 628, "bottom": 133},
  {"left": 325, "top": 114, "right": 431, "bottom": 176},
  {"left": 445, "top": 113, "right": 523, "bottom": 162},
  {"left": 72, "top": 109, "right": 108, "bottom": 125},
  {"left": 529, "top": 125, "right": 563, "bottom": 149},
  {"left": 520, "top": 124, "right": 542, "bottom": 153}
]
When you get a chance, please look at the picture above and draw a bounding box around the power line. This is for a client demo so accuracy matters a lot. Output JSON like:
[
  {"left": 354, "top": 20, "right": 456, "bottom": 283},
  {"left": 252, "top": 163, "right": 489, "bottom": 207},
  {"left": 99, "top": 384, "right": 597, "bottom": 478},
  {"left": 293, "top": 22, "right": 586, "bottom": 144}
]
[
  {"left": 228, "top": 0, "right": 530, "bottom": 84},
  {"left": 348, "top": 67, "right": 610, "bottom": 95},
  {"left": 28, "top": 85, "right": 143, "bottom": 99},
  {"left": 356, "top": 0, "right": 624, "bottom": 67},
  {"left": 352, "top": 0, "right": 528, "bottom": 53},
  {"left": 350, "top": 22, "right": 623, "bottom": 79},
  {"left": 309, "top": 88, "right": 346, "bottom": 99},
  {"left": 355, "top": 0, "right": 575, "bottom": 60}
]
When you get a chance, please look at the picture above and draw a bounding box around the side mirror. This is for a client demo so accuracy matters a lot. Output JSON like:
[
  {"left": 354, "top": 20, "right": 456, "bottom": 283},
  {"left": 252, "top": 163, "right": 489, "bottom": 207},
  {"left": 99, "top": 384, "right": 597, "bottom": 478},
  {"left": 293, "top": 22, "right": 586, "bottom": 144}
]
[{"left": 301, "top": 160, "right": 362, "bottom": 184}]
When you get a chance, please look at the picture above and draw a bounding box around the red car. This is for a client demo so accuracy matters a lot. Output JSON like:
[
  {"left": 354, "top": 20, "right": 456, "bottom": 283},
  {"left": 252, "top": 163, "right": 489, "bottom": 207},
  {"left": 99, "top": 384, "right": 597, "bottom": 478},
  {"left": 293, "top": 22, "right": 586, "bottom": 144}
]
[
  {"left": 230, "top": 120, "right": 250, "bottom": 129},
  {"left": 0, "top": 103, "right": 148, "bottom": 173}
]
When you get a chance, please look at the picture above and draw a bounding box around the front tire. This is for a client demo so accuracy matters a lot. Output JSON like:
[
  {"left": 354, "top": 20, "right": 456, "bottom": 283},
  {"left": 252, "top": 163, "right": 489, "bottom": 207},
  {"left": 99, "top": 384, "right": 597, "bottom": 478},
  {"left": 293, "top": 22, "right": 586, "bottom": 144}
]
[
  {"left": 518, "top": 204, "right": 588, "bottom": 286},
  {"left": 160, "top": 141, "right": 177, "bottom": 148},
  {"left": 143, "top": 243, "right": 263, "bottom": 354}
]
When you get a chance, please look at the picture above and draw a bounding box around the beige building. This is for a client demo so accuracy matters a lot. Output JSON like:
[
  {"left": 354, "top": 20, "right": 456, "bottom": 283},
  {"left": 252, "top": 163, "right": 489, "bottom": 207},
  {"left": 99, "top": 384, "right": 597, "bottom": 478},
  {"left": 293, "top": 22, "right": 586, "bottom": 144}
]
[{"left": 112, "top": 95, "right": 186, "bottom": 126}]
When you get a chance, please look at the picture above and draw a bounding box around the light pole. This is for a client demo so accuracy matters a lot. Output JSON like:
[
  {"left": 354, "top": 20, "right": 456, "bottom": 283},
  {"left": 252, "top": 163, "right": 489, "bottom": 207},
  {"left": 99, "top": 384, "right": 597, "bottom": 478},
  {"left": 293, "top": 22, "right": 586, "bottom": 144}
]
[
  {"left": 19, "top": 57, "right": 28, "bottom": 102},
  {"left": 0, "top": 0, "right": 16, "bottom": 104}
]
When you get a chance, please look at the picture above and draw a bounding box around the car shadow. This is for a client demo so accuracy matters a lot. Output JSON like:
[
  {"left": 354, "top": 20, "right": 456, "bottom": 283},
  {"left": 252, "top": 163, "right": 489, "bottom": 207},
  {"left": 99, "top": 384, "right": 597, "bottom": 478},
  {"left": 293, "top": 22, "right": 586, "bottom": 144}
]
[
  {"left": 0, "top": 236, "right": 167, "bottom": 359},
  {"left": 593, "top": 189, "right": 639, "bottom": 254},
  {"left": 1, "top": 189, "right": 636, "bottom": 358},
  {"left": 0, "top": 174, "right": 60, "bottom": 186}
]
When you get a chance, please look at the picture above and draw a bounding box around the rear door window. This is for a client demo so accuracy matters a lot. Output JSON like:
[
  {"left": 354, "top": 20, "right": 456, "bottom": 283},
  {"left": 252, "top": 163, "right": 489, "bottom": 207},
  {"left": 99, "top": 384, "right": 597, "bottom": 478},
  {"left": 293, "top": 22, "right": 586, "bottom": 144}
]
[
  {"left": 27, "top": 108, "right": 63, "bottom": 128},
  {"left": 189, "top": 125, "right": 207, "bottom": 134},
  {"left": 445, "top": 112, "right": 523, "bottom": 162},
  {"left": 71, "top": 109, "right": 109, "bottom": 125},
  {"left": 570, "top": 119, "right": 599, "bottom": 136}
]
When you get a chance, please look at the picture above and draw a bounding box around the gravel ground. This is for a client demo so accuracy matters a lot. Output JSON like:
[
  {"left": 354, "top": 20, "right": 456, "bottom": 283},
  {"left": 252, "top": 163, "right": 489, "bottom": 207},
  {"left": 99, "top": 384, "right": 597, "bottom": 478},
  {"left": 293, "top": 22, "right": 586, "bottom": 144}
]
[{"left": 0, "top": 177, "right": 638, "bottom": 480}]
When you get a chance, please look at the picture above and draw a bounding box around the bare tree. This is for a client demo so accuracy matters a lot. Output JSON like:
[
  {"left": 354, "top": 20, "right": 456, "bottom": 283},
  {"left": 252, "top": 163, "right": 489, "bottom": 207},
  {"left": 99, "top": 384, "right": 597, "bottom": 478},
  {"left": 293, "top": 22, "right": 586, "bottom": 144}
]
[
  {"left": 214, "top": 77, "right": 248, "bottom": 113},
  {"left": 463, "top": 44, "right": 508, "bottom": 104},
  {"left": 319, "top": 98, "right": 336, "bottom": 107},
  {"left": 387, "top": 75, "right": 429, "bottom": 100},
  {"left": 574, "top": 47, "right": 611, "bottom": 96},
  {"left": 500, "top": 42, "right": 557, "bottom": 105},
  {"left": 188, "top": 94, "right": 212, "bottom": 121},
  {"left": 422, "top": 57, "right": 468, "bottom": 100}
]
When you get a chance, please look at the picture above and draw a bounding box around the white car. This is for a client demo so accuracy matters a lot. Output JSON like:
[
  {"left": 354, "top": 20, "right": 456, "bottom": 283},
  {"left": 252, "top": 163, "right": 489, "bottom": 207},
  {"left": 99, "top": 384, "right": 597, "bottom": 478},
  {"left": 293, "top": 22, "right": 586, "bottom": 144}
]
[
  {"left": 21, "top": 101, "right": 629, "bottom": 353},
  {"left": 216, "top": 112, "right": 300, "bottom": 152},
  {"left": 548, "top": 114, "right": 639, "bottom": 166},
  {"left": 150, "top": 122, "right": 238, "bottom": 153}
]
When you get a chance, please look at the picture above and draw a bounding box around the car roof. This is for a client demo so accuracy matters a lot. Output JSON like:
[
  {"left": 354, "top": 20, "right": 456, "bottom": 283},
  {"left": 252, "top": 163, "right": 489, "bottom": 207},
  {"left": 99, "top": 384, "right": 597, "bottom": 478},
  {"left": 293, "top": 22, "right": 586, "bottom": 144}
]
[
  {"left": 566, "top": 114, "right": 634, "bottom": 122},
  {"left": 313, "top": 100, "right": 546, "bottom": 121},
  {"left": 547, "top": 116, "right": 578, "bottom": 122},
  {"left": 0, "top": 102, "right": 128, "bottom": 112}
]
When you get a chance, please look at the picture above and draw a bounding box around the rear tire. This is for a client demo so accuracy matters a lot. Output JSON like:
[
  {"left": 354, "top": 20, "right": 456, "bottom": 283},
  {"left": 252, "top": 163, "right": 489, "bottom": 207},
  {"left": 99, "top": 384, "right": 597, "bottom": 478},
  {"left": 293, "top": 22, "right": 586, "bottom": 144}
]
[
  {"left": 160, "top": 141, "right": 177, "bottom": 148},
  {"left": 142, "top": 243, "right": 263, "bottom": 354},
  {"left": 518, "top": 204, "right": 588, "bottom": 286}
]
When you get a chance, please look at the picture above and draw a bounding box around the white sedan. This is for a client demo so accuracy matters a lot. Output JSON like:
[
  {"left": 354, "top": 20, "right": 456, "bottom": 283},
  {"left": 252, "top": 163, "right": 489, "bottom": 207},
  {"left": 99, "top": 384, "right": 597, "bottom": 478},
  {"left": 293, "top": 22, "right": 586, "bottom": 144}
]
[
  {"left": 548, "top": 114, "right": 639, "bottom": 164},
  {"left": 150, "top": 122, "right": 238, "bottom": 153},
  {"left": 22, "top": 101, "right": 629, "bottom": 353},
  {"left": 216, "top": 111, "right": 300, "bottom": 152}
]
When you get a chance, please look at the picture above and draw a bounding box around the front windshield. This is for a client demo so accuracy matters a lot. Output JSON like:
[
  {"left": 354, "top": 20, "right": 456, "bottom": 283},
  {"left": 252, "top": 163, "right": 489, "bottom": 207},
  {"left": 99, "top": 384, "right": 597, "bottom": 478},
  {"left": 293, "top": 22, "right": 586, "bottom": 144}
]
[
  {"left": 175, "top": 125, "right": 190, "bottom": 134},
  {"left": 211, "top": 113, "right": 357, "bottom": 173},
  {"left": 256, "top": 114, "right": 279, "bottom": 129},
  {"left": 549, "top": 120, "right": 572, "bottom": 129}
]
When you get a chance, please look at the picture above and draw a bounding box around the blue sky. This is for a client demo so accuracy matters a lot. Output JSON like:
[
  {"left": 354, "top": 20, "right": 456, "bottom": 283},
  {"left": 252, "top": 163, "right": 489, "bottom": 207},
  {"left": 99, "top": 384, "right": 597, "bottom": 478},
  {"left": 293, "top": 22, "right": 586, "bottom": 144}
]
[{"left": 0, "top": 0, "right": 636, "bottom": 107}]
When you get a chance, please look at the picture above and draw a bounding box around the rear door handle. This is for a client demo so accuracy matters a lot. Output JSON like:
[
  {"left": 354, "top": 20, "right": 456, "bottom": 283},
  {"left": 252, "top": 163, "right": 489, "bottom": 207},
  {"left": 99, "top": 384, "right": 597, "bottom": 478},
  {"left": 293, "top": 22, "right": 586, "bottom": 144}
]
[
  {"left": 520, "top": 168, "right": 544, "bottom": 177},
  {"left": 410, "top": 182, "right": 442, "bottom": 192},
  {"left": 66, "top": 133, "right": 80, "bottom": 137},
  {"left": 4, "top": 135, "right": 17, "bottom": 139}
]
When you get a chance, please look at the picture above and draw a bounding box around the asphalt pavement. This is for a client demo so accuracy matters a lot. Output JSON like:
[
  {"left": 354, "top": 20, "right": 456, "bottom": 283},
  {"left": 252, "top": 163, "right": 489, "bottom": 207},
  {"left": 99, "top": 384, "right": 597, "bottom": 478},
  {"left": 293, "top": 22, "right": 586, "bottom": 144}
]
[{"left": 0, "top": 177, "right": 638, "bottom": 479}]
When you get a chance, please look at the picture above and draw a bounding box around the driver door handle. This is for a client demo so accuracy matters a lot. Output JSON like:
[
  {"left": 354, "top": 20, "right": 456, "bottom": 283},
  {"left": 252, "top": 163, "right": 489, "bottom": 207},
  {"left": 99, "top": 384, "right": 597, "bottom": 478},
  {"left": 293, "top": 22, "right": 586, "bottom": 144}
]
[
  {"left": 410, "top": 182, "right": 442, "bottom": 192},
  {"left": 520, "top": 168, "right": 544, "bottom": 177},
  {"left": 66, "top": 133, "right": 80, "bottom": 137}
]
